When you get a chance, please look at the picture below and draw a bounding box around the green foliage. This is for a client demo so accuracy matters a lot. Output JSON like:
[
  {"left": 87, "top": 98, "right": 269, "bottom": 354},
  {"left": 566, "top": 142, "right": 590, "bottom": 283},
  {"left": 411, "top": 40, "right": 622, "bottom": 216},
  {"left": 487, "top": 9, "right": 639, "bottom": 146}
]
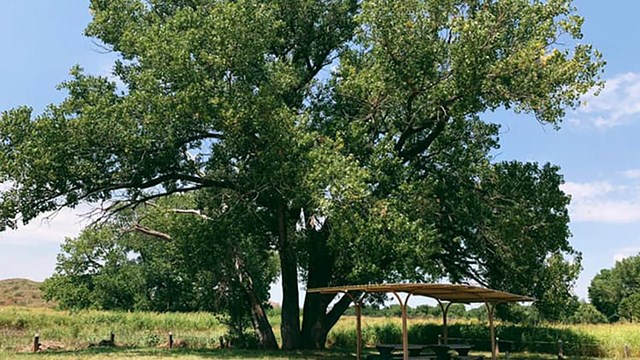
[
  {"left": 618, "top": 293, "right": 640, "bottom": 322},
  {"left": 589, "top": 254, "right": 640, "bottom": 321},
  {"left": 0, "top": 0, "right": 604, "bottom": 348},
  {"left": 568, "top": 303, "right": 607, "bottom": 324},
  {"left": 41, "top": 227, "right": 143, "bottom": 311},
  {"left": 42, "top": 195, "right": 278, "bottom": 346},
  {"left": 142, "top": 332, "right": 161, "bottom": 347}
]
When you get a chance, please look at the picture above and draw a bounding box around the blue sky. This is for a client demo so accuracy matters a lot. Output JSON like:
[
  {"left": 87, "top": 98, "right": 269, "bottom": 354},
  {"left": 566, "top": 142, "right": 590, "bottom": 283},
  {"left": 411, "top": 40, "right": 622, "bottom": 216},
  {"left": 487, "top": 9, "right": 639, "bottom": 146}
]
[{"left": 1, "top": 1, "right": 639, "bottom": 305}]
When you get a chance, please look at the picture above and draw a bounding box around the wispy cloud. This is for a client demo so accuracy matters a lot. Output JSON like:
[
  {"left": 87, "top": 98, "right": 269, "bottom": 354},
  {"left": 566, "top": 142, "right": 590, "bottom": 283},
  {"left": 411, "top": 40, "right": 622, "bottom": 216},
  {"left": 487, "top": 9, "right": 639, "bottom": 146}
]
[
  {"left": 572, "top": 72, "right": 640, "bottom": 128},
  {"left": 560, "top": 181, "right": 619, "bottom": 199},
  {"left": 622, "top": 169, "right": 640, "bottom": 179},
  {"left": 0, "top": 206, "right": 91, "bottom": 245},
  {"left": 562, "top": 180, "right": 640, "bottom": 223},
  {"left": 570, "top": 199, "right": 640, "bottom": 223}
]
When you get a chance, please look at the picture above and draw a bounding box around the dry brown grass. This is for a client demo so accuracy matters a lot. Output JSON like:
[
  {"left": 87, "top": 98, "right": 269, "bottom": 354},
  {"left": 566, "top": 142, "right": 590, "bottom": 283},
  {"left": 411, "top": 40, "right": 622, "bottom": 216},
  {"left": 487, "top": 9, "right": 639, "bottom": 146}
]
[{"left": 0, "top": 279, "right": 53, "bottom": 308}]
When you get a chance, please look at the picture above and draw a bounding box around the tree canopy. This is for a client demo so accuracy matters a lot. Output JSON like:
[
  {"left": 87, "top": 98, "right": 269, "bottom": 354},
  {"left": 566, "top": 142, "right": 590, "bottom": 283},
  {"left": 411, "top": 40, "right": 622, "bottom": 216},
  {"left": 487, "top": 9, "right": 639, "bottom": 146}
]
[
  {"left": 1, "top": 0, "right": 603, "bottom": 349},
  {"left": 589, "top": 254, "right": 640, "bottom": 322},
  {"left": 42, "top": 194, "right": 279, "bottom": 345}
]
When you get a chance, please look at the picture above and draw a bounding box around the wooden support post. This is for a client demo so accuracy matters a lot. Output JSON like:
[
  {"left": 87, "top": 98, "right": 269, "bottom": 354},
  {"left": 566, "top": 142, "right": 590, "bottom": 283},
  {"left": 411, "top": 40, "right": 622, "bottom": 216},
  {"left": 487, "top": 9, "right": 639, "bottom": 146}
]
[
  {"left": 486, "top": 303, "right": 497, "bottom": 360},
  {"left": 169, "top": 332, "right": 174, "bottom": 349},
  {"left": 625, "top": 344, "right": 630, "bottom": 358},
  {"left": 356, "top": 302, "right": 362, "bottom": 360},
  {"left": 392, "top": 292, "right": 412, "bottom": 360},
  {"left": 33, "top": 334, "right": 40, "bottom": 353},
  {"left": 439, "top": 301, "right": 452, "bottom": 345},
  {"left": 110, "top": 331, "right": 115, "bottom": 344},
  {"left": 343, "top": 292, "right": 366, "bottom": 360}
]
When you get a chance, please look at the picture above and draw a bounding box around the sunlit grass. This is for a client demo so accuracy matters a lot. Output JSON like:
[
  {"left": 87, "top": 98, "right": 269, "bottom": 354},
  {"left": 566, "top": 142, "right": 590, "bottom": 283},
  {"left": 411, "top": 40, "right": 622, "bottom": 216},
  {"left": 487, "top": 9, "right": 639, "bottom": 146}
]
[
  {"left": 0, "top": 307, "right": 226, "bottom": 351},
  {"left": 328, "top": 316, "right": 640, "bottom": 358},
  {"left": 1, "top": 308, "right": 640, "bottom": 359}
]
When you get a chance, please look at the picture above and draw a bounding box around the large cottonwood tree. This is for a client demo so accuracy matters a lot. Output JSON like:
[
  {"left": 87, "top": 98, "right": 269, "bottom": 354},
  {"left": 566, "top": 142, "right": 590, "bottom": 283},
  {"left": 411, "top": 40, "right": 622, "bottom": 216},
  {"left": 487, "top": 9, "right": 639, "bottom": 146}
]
[{"left": 1, "top": 0, "right": 603, "bottom": 349}]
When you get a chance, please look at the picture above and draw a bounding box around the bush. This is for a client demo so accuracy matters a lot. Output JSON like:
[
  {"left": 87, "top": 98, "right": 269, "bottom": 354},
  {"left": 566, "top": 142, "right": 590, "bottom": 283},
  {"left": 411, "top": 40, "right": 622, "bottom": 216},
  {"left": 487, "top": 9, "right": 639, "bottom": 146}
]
[
  {"left": 569, "top": 303, "right": 608, "bottom": 324},
  {"left": 143, "top": 332, "right": 161, "bottom": 347},
  {"left": 618, "top": 293, "right": 640, "bottom": 322}
]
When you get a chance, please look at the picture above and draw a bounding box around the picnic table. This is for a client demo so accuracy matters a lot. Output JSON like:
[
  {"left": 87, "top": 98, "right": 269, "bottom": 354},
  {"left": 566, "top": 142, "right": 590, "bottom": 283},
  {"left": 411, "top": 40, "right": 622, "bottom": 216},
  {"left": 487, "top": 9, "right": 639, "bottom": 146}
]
[
  {"left": 374, "top": 343, "right": 474, "bottom": 360},
  {"left": 376, "top": 344, "right": 426, "bottom": 360},
  {"left": 425, "top": 344, "right": 473, "bottom": 360}
]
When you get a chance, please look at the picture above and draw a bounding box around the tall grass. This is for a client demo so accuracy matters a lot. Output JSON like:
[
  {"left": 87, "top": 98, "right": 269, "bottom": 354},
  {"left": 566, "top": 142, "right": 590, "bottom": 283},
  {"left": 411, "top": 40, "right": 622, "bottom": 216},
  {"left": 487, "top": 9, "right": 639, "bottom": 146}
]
[
  {"left": 1, "top": 307, "right": 639, "bottom": 358},
  {"left": 328, "top": 316, "right": 640, "bottom": 358},
  {"left": 0, "top": 307, "right": 226, "bottom": 351}
]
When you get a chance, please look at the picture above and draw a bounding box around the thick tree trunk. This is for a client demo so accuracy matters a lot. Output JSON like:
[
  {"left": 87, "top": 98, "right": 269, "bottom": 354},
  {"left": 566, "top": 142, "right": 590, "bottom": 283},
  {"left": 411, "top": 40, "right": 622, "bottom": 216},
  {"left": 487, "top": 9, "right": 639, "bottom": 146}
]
[
  {"left": 231, "top": 249, "right": 279, "bottom": 350},
  {"left": 301, "top": 227, "right": 352, "bottom": 349},
  {"left": 248, "top": 290, "right": 279, "bottom": 350},
  {"left": 302, "top": 291, "right": 353, "bottom": 349},
  {"left": 278, "top": 204, "right": 302, "bottom": 350},
  {"left": 301, "top": 293, "right": 333, "bottom": 349}
]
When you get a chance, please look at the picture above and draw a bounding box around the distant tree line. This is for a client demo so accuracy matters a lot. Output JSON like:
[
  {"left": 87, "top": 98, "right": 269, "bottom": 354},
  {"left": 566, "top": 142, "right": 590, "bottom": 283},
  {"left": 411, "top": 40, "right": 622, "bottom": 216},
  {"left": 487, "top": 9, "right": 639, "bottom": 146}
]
[{"left": 589, "top": 254, "right": 640, "bottom": 322}]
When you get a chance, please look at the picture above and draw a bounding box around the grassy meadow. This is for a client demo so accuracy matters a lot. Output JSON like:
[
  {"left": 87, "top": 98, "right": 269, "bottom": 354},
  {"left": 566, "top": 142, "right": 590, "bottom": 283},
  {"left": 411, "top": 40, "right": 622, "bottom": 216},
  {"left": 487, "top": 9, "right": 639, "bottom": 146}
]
[{"left": 0, "top": 307, "right": 639, "bottom": 359}]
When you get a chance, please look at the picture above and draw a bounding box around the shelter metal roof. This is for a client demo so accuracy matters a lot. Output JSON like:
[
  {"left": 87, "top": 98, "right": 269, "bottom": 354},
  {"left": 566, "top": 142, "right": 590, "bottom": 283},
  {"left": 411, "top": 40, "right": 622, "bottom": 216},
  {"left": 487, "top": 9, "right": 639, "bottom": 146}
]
[{"left": 307, "top": 283, "right": 534, "bottom": 303}]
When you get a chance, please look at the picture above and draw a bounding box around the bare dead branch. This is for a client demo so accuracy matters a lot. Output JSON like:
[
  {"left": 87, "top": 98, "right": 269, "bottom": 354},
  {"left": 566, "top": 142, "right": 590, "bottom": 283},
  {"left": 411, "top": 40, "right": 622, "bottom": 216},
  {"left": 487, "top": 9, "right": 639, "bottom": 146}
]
[
  {"left": 169, "top": 208, "right": 213, "bottom": 221},
  {"left": 130, "top": 224, "right": 172, "bottom": 241}
]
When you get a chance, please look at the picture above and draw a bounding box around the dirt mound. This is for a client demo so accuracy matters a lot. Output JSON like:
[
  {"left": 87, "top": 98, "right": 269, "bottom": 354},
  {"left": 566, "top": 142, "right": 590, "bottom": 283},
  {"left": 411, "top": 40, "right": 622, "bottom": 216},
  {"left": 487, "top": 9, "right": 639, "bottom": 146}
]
[{"left": 0, "top": 279, "right": 54, "bottom": 308}]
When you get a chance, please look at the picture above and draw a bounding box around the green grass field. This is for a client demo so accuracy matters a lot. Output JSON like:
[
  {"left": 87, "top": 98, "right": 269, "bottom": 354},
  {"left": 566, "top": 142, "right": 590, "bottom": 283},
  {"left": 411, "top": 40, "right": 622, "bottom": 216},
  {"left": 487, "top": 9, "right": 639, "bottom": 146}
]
[
  {"left": 0, "top": 307, "right": 639, "bottom": 359},
  {"left": 0, "top": 282, "right": 637, "bottom": 360}
]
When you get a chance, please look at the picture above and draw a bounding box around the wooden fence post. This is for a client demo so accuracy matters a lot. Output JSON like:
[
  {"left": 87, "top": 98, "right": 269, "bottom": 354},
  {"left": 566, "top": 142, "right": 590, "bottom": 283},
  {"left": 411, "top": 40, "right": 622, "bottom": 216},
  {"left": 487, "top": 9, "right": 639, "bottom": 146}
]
[
  {"left": 110, "top": 331, "right": 115, "bottom": 344},
  {"left": 558, "top": 339, "right": 564, "bottom": 360},
  {"left": 33, "top": 334, "right": 39, "bottom": 353},
  {"left": 169, "top": 332, "right": 174, "bottom": 349},
  {"left": 624, "top": 344, "right": 630, "bottom": 358}
]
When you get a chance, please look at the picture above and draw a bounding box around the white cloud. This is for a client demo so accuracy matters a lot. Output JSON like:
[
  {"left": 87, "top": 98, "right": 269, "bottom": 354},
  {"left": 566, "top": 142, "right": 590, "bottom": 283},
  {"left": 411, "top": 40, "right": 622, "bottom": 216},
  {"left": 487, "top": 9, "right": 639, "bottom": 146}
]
[
  {"left": 0, "top": 205, "right": 91, "bottom": 246},
  {"left": 572, "top": 72, "right": 640, "bottom": 128},
  {"left": 562, "top": 180, "right": 640, "bottom": 223},
  {"left": 560, "top": 181, "right": 618, "bottom": 200},
  {"left": 613, "top": 246, "right": 640, "bottom": 263},
  {"left": 570, "top": 199, "right": 640, "bottom": 223},
  {"left": 622, "top": 169, "right": 640, "bottom": 179}
]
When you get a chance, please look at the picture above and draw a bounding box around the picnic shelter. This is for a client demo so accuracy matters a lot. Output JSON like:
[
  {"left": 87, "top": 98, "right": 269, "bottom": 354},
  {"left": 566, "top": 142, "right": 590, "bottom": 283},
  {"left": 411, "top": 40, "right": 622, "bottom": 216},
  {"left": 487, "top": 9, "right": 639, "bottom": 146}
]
[{"left": 307, "top": 283, "right": 534, "bottom": 360}]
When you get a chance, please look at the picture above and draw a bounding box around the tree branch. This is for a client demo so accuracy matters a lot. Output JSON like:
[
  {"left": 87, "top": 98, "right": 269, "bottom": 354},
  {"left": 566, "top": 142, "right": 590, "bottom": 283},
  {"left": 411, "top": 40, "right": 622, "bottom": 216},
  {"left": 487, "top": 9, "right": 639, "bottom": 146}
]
[
  {"left": 325, "top": 293, "right": 357, "bottom": 329},
  {"left": 399, "top": 109, "right": 450, "bottom": 160},
  {"left": 169, "top": 208, "right": 213, "bottom": 221},
  {"left": 129, "top": 224, "right": 172, "bottom": 241}
]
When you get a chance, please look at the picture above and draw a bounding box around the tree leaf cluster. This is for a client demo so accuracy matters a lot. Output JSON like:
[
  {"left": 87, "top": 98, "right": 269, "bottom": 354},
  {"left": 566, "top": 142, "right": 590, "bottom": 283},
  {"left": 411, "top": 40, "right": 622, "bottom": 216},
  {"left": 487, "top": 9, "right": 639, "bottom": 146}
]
[
  {"left": 589, "top": 254, "right": 640, "bottom": 322},
  {"left": 42, "top": 194, "right": 279, "bottom": 343}
]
